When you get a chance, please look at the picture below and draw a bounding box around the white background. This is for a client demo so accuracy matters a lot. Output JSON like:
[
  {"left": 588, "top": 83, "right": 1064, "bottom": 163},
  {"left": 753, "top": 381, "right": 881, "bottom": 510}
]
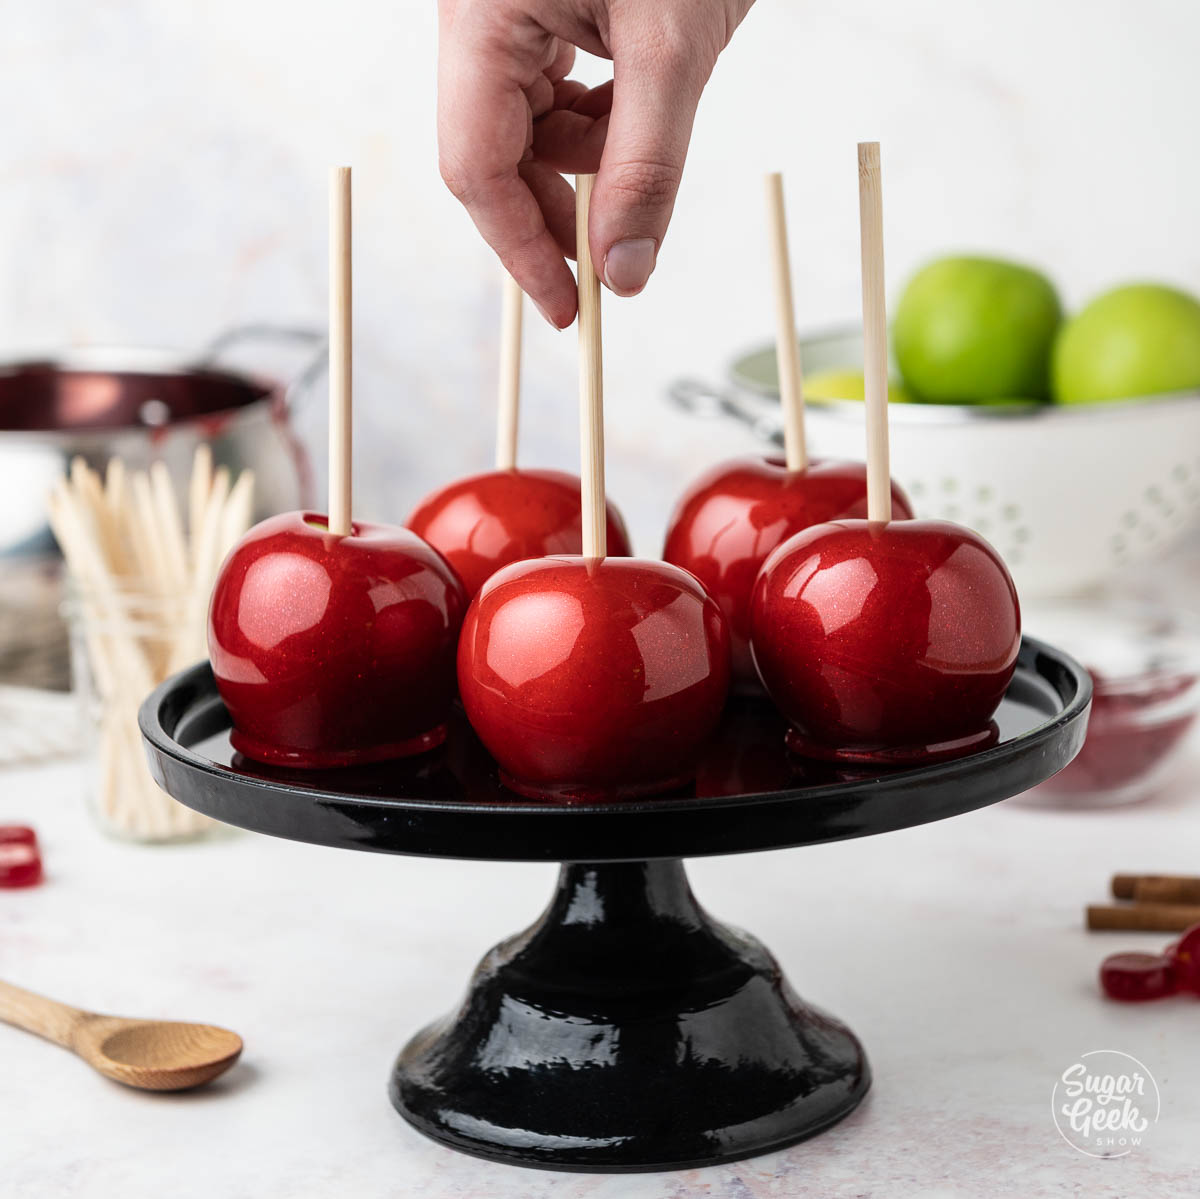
[
  {"left": 2, "top": 0, "right": 1197, "bottom": 551},
  {"left": 2, "top": 5, "right": 1200, "bottom": 1194}
]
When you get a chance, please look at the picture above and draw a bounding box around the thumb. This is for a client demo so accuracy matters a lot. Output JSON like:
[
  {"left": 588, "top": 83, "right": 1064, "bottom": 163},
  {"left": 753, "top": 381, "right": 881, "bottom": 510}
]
[{"left": 590, "top": 33, "right": 713, "bottom": 297}]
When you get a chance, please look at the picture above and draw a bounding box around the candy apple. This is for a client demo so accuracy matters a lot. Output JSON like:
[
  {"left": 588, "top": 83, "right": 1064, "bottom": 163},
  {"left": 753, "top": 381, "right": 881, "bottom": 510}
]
[
  {"left": 457, "top": 556, "right": 730, "bottom": 801},
  {"left": 663, "top": 456, "right": 913, "bottom": 685},
  {"left": 749, "top": 518, "right": 1020, "bottom": 763},
  {"left": 408, "top": 468, "right": 632, "bottom": 600},
  {"left": 209, "top": 511, "right": 465, "bottom": 768}
]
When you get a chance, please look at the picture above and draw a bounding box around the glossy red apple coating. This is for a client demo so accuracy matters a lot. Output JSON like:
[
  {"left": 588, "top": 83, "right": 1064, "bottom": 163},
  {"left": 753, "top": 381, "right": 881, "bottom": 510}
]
[
  {"left": 663, "top": 457, "right": 913, "bottom": 685},
  {"left": 457, "top": 556, "right": 731, "bottom": 801},
  {"left": 750, "top": 519, "right": 1020, "bottom": 763},
  {"left": 407, "top": 468, "right": 632, "bottom": 599},
  {"left": 209, "top": 511, "right": 465, "bottom": 768}
]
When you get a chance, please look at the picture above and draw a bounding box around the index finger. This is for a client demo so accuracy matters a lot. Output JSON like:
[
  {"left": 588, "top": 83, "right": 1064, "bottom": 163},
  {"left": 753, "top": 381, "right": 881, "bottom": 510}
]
[{"left": 438, "top": 38, "right": 578, "bottom": 327}]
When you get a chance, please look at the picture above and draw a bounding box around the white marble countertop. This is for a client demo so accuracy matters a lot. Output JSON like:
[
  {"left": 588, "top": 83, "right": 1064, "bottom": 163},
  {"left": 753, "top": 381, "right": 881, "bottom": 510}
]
[{"left": 2, "top": 745, "right": 1199, "bottom": 1198}]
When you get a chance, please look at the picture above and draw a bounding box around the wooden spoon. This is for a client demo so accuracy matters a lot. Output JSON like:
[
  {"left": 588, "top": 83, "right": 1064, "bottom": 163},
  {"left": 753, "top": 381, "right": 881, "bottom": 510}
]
[{"left": 0, "top": 979, "right": 242, "bottom": 1091}]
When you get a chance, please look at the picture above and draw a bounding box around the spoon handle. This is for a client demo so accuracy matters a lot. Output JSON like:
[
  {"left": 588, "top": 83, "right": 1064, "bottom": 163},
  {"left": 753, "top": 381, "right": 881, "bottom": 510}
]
[{"left": 0, "top": 979, "right": 88, "bottom": 1049}]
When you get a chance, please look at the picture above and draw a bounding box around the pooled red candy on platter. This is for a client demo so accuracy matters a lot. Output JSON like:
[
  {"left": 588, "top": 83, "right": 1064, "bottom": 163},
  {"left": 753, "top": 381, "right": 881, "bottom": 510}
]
[
  {"left": 750, "top": 518, "right": 1021, "bottom": 764},
  {"left": 1099, "top": 951, "right": 1178, "bottom": 1002},
  {"left": 209, "top": 511, "right": 465, "bottom": 768},
  {"left": 408, "top": 468, "right": 632, "bottom": 600},
  {"left": 663, "top": 456, "right": 913, "bottom": 686},
  {"left": 0, "top": 826, "right": 42, "bottom": 889},
  {"left": 457, "top": 556, "right": 731, "bottom": 802}
]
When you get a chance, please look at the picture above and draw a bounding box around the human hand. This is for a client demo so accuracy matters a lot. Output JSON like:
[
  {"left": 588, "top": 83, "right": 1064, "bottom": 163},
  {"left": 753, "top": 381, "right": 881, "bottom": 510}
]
[{"left": 437, "top": 0, "right": 754, "bottom": 327}]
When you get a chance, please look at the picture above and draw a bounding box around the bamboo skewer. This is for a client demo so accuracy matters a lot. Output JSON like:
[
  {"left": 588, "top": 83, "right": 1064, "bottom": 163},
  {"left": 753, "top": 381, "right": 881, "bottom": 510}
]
[
  {"left": 764, "top": 173, "right": 807, "bottom": 472},
  {"left": 575, "top": 174, "right": 606, "bottom": 560},
  {"left": 49, "top": 449, "right": 255, "bottom": 841},
  {"left": 857, "top": 142, "right": 892, "bottom": 524},
  {"left": 495, "top": 271, "right": 523, "bottom": 472},
  {"left": 328, "top": 166, "right": 353, "bottom": 536}
]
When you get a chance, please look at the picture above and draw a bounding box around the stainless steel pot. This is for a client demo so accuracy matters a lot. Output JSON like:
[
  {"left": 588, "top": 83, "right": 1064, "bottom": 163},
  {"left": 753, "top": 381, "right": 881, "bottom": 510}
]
[{"left": 0, "top": 324, "right": 325, "bottom": 691}]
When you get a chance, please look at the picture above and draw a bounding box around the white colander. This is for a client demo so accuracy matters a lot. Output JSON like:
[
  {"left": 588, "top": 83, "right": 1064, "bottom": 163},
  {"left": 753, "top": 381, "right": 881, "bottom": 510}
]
[{"left": 671, "top": 327, "right": 1200, "bottom": 598}]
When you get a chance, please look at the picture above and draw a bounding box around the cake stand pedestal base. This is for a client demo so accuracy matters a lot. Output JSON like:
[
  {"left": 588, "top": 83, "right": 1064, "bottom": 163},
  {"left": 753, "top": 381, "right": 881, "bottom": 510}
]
[{"left": 390, "top": 859, "right": 870, "bottom": 1172}]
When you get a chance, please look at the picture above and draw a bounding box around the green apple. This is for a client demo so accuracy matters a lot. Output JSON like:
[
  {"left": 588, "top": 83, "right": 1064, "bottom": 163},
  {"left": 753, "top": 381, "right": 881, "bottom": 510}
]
[
  {"left": 805, "top": 368, "right": 914, "bottom": 404},
  {"left": 1052, "top": 283, "right": 1200, "bottom": 404},
  {"left": 893, "top": 256, "right": 1062, "bottom": 402}
]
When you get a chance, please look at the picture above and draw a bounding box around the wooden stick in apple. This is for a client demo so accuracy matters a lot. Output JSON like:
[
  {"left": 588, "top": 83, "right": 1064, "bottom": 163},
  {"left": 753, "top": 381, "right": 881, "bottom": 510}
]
[
  {"left": 405, "top": 242, "right": 632, "bottom": 599},
  {"left": 764, "top": 172, "right": 807, "bottom": 472},
  {"left": 749, "top": 141, "right": 1021, "bottom": 767},
  {"left": 495, "top": 272, "right": 523, "bottom": 472},
  {"left": 857, "top": 142, "right": 891, "bottom": 523},
  {"left": 575, "top": 173, "right": 606, "bottom": 560},
  {"left": 328, "top": 165, "right": 353, "bottom": 536}
]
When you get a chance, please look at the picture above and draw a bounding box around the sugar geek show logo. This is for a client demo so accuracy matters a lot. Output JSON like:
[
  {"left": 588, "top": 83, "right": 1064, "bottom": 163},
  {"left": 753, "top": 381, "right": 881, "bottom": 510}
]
[{"left": 1052, "top": 1050, "right": 1160, "bottom": 1158}]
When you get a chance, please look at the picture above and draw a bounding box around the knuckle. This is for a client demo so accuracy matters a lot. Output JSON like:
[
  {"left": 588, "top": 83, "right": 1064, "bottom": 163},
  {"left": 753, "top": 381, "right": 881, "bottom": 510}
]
[
  {"left": 606, "top": 160, "right": 682, "bottom": 211},
  {"left": 438, "top": 156, "right": 477, "bottom": 205}
]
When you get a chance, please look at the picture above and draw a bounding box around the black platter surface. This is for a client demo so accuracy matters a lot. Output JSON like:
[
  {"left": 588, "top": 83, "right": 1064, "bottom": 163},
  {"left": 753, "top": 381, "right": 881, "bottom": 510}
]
[{"left": 140, "top": 637, "right": 1090, "bottom": 865}]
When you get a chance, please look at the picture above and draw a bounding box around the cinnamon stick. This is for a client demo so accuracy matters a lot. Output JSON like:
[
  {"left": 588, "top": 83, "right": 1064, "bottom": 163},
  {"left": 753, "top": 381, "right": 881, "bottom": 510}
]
[
  {"left": 1087, "top": 903, "right": 1200, "bottom": 932},
  {"left": 1111, "top": 873, "right": 1200, "bottom": 902},
  {"left": 1133, "top": 877, "right": 1200, "bottom": 906}
]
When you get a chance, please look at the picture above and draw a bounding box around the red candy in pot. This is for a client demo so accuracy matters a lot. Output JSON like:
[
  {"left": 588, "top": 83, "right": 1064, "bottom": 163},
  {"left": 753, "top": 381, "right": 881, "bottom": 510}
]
[
  {"left": 457, "top": 556, "right": 730, "bottom": 801},
  {"left": 663, "top": 456, "right": 913, "bottom": 687},
  {"left": 409, "top": 468, "right": 631, "bottom": 600},
  {"left": 750, "top": 518, "right": 1021, "bottom": 763},
  {"left": 209, "top": 512, "right": 465, "bottom": 768}
]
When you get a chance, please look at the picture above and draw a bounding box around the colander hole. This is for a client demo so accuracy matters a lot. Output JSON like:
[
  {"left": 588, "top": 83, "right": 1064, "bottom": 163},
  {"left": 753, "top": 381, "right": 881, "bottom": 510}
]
[
  {"left": 909, "top": 480, "right": 926, "bottom": 498},
  {"left": 941, "top": 477, "right": 958, "bottom": 494},
  {"left": 1173, "top": 464, "right": 1190, "bottom": 482},
  {"left": 1013, "top": 526, "right": 1030, "bottom": 543},
  {"left": 1002, "top": 504, "right": 1021, "bottom": 521},
  {"left": 976, "top": 485, "right": 993, "bottom": 501},
  {"left": 1146, "top": 485, "right": 1164, "bottom": 505},
  {"left": 1122, "top": 510, "right": 1139, "bottom": 528}
]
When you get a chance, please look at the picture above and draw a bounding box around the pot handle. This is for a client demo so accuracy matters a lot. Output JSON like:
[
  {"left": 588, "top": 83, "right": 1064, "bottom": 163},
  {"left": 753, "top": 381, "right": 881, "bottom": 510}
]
[
  {"left": 668, "top": 378, "right": 784, "bottom": 446},
  {"left": 197, "top": 324, "right": 328, "bottom": 414}
]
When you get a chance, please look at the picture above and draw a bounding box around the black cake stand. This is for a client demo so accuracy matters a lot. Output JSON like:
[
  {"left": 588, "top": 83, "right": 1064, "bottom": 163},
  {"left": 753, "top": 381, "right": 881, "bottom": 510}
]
[{"left": 139, "top": 637, "right": 1089, "bottom": 1173}]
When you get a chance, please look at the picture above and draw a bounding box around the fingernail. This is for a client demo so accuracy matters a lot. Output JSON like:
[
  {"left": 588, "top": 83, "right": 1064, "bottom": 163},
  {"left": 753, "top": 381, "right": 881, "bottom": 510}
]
[
  {"left": 533, "top": 299, "right": 565, "bottom": 331},
  {"left": 603, "top": 238, "right": 657, "bottom": 297}
]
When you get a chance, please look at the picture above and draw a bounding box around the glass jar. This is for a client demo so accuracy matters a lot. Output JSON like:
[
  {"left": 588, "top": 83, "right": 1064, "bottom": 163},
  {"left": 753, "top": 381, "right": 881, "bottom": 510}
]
[{"left": 64, "top": 579, "right": 219, "bottom": 843}]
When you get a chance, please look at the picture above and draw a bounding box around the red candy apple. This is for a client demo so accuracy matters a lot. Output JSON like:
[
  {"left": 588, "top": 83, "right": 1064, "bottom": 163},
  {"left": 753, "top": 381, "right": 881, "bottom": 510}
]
[
  {"left": 408, "top": 468, "right": 632, "bottom": 599},
  {"left": 663, "top": 456, "right": 913, "bottom": 686},
  {"left": 209, "top": 511, "right": 465, "bottom": 768},
  {"left": 457, "top": 556, "right": 731, "bottom": 801},
  {"left": 749, "top": 519, "right": 1021, "bottom": 763}
]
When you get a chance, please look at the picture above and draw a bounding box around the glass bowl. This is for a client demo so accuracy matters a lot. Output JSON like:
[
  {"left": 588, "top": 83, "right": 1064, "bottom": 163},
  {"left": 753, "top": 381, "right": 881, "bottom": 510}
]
[{"left": 1020, "top": 590, "right": 1200, "bottom": 807}]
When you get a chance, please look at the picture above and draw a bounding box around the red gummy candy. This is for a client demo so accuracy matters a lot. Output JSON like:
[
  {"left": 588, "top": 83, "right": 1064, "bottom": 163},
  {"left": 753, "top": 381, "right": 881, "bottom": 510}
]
[
  {"left": 1099, "top": 951, "right": 1177, "bottom": 1002},
  {"left": 0, "top": 826, "right": 42, "bottom": 889},
  {"left": 1171, "top": 923, "right": 1200, "bottom": 994}
]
